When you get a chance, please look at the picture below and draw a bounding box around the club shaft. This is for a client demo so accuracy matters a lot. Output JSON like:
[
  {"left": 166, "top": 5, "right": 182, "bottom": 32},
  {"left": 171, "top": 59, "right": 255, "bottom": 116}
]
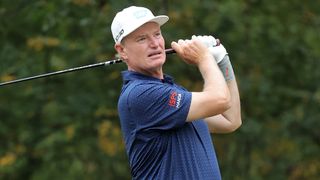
[
  {"left": 0, "top": 38, "right": 221, "bottom": 87},
  {"left": 0, "top": 49, "right": 175, "bottom": 86}
]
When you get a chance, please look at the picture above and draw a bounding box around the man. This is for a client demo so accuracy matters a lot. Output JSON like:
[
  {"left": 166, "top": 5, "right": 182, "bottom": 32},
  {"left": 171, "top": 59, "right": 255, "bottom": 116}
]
[{"left": 111, "top": 6, "right": 241, "bottom": 179}]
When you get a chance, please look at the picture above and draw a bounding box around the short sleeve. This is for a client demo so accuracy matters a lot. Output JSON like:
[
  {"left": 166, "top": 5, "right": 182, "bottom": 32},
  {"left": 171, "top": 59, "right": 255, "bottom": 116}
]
[{"left": 127, "top": 82, "right": 191, "bottom": 136}]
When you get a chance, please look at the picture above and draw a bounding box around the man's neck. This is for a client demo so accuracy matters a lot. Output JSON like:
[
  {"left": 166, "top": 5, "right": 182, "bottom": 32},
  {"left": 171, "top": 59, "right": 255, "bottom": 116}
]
[{"left": 128, "top": 67, "right": 164, "bottom": 79}]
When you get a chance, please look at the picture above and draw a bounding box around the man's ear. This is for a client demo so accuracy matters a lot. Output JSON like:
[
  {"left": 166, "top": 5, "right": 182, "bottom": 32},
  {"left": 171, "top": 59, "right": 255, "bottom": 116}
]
[{"left": 114, "top": 43, "right": 128, "bottom": 61}]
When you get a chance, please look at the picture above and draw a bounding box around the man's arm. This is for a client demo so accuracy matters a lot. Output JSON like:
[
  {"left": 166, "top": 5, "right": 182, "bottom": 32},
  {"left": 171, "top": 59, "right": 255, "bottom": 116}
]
[
  {"left": 171, "top": 37, "right": 231, "bottom": 122},
  {"left": 204, "top": 76, "right": 242, "bottom": 133},
  {"left": 191, "top": 37, "right": 242, "bottom": 133}
]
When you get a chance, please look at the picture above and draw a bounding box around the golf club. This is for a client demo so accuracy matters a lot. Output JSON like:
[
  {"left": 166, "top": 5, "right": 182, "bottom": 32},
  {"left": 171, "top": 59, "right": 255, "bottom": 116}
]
[{"left": 0, "top": 39, "right": 220, "bottom": 87}]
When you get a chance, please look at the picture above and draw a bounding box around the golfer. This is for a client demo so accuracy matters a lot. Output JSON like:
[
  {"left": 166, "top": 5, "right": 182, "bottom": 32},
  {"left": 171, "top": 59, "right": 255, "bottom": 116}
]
[{"left": 112, "top": 6, "right": 241, "bottom": 179}]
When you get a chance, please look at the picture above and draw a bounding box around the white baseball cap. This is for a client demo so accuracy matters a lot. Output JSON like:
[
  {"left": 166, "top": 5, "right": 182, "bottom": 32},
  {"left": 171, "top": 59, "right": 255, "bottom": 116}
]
[{"left": 111, "top": 6, "right": 169, "bottom": 43}]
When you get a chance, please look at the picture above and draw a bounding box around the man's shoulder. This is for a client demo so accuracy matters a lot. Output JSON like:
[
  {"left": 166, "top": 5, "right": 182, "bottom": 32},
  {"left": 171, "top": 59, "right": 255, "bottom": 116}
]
[{"left": 123, "top": 79, "right": 165, "bottom": 93}]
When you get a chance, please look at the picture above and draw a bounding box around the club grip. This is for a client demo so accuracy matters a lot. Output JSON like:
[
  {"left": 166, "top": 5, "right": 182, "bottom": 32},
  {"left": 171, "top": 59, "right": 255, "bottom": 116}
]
[{"left": 165, "top": 38, "right": 221, "bottom": 54}]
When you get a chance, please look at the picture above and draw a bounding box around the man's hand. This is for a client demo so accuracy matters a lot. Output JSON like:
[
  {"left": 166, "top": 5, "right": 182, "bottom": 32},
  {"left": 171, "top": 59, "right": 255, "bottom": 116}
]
[
  {"left": 171, "top": 36, "right": 213, "bottom": 65},
  {"left": 192, "top": 35, "right": 228, "bottom": 64},
  {"left": 191, "top": 35, "right": 234, "bottom": 81}
]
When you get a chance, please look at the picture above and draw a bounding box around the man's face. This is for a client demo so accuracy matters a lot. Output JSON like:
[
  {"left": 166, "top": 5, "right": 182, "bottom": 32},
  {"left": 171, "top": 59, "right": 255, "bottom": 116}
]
[{"left": 118, "top": 22, "right": 166, "bottom": 77}]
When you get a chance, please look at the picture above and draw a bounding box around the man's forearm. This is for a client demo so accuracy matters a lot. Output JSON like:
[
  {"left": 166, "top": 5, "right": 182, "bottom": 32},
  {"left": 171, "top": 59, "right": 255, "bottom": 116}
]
[
  {"left": 199, "top": 54, "right": 229, "bottom": 95},
  {"left": 204, "top": 78, "right": 241, "bottom": 133},
  {"left": 221, "top": 78, "right": 242, "bottom": 130},
  {"left": 204, "top": 55, "right": 242, "bottom": 133}
]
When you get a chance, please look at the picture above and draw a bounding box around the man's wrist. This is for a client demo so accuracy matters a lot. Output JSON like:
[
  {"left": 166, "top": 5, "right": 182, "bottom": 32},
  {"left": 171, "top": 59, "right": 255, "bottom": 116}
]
[{"left": 218, "top": 55, "right": 235, "bottom": 81}]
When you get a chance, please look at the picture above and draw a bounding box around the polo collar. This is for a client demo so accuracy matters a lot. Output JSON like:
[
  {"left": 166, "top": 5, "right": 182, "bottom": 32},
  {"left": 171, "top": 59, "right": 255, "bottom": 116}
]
[{"left": 121, "top": 70, "right": 174, "bottom": 85}]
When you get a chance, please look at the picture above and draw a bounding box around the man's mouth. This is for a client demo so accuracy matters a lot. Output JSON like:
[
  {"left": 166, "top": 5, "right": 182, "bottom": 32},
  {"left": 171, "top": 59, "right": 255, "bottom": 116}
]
[{"left": 148, "top": 51, "right": 162, "bottom": 57}]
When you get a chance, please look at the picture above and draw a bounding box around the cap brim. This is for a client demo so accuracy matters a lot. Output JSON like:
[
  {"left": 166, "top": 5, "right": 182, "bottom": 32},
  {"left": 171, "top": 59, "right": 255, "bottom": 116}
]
[
  {"left": 150, "top": 15, "right": 169, "bottom": 26},
  {"left": 119, "top": 15, "right": 169, "bottom": 43}
]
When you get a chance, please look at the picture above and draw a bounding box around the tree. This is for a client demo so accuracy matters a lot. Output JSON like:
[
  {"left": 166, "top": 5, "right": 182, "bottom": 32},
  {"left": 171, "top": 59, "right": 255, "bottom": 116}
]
[{"left": 1, "top": 0, "right": 319, "bottom": 179}]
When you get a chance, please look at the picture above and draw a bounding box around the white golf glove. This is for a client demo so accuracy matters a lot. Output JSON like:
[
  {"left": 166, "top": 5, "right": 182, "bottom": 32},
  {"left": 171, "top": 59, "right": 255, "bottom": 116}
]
[{"left": 192, "top": 35, "right": 228, "bottom": 63}]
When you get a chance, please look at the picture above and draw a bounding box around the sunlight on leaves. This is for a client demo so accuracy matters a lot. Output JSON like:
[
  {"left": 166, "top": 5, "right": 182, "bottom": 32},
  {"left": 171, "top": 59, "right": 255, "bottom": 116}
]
[
  {"left": 97, "top": 120, "right": 124, "bottom": 156},
  {"left": 65, "top": 125, "right": 75, "bottom": 141},
  {"left": 289, "top": 160, "right": 320, "bottom": 179},
  {"left": 0, "top": 153, "right": 16, "bottom": 167},
  {"left": 0, "top": 74, "right": 16, "bottom": 82},
  {"left": 26, "top": 36, "right": 60, "bottom": 51},
  {"left": 94, "top": 107, "right": 118, "bottom": 118}
]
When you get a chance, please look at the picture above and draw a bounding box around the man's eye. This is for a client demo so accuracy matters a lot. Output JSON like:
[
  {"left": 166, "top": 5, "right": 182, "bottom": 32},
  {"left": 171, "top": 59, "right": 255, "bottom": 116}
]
[
  {"left": 137, "top": 37, "right": 146, "bottom": 42},
  {"left": 155, "top": 32, "right": 161, "bottom": 38}
]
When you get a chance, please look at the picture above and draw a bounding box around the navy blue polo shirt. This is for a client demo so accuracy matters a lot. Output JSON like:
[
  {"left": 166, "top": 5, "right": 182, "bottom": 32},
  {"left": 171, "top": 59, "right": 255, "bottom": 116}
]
[{"left": 118, "top": 70, "right": 221, "bottom": 180}]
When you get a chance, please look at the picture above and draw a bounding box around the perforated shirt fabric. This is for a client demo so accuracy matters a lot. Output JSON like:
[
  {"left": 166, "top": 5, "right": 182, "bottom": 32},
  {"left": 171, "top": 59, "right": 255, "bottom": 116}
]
[{"left": 118, "top": 70, "right": 221, "bottom": 180}]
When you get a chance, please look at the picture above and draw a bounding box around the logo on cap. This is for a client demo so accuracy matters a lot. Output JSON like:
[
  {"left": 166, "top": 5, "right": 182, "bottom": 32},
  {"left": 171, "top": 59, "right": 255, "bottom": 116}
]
[
  {"left": 133, "top": 9, "right": 148, "bottom": 19},
  {"left": 115, "top": 29, "right": 124, "bottom": 42}
]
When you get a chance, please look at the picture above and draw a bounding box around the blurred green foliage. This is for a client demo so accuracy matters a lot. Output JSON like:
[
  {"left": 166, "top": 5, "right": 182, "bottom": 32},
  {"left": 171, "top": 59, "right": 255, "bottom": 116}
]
[{"left": 1, "top": 0, "right": 319, "bottom": 179}]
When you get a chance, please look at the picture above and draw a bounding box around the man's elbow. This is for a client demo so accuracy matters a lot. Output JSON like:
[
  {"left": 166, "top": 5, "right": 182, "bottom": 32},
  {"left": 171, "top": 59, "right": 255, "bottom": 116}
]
[
  {"left": 216, "top": 91, "right": 232, "bottom": 113},
  {"left": 227, "top": 117, "right": 242, "bottom": 133}
]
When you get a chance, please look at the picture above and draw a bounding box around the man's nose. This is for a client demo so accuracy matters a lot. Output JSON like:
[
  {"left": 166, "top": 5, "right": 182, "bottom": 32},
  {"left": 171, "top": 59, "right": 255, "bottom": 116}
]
[{"left": 149, "top": 36, "right": 159, "bottom": 47}]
